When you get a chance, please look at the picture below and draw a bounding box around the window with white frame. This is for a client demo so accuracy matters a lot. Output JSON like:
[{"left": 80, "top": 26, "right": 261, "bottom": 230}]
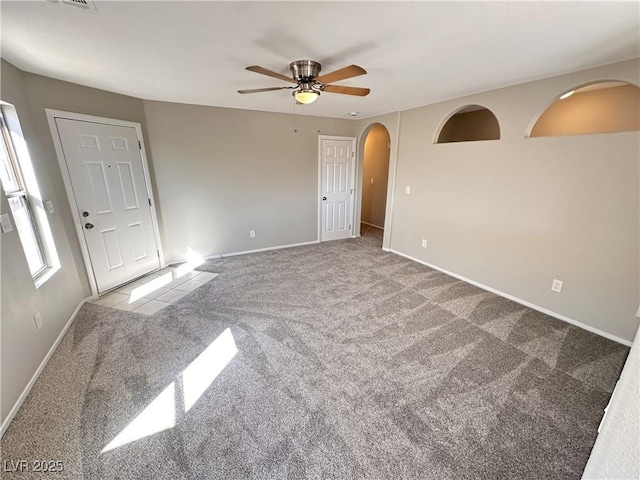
[{"left": 0, "top": 104, "right": 59, "bottom": 285}]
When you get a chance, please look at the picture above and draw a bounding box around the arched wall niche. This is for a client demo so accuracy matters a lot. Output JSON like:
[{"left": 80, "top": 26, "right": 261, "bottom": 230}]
[
  {"left": 435, "top": 105, "right": 500, "bottom": 144},
  {"left": 528, "top": 80, "right": 640, "bottom": 138}
]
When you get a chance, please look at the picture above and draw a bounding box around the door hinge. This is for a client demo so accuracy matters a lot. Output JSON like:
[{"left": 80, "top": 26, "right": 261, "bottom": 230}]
[
  {"left": 138, "top": 140, "right": 142, "bottom": 150},
  {"left": 350, "top": 189, "right": 354, "bottom": 194},
  {"left": 157, "top": 249, "right": 160, "bottom": 258},
  {"left": 148, "top": 198, "right": 152, "bottom": 207},
  {"left": 349, "top": 225, "right": 352, "bottom": 230}
]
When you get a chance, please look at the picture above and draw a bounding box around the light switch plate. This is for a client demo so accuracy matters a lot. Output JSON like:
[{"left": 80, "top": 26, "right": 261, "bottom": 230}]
[
  {"left": 0, "top": 213, "right": 13, "bottom": 233},
  {"left": 45, "top": 199, "right": 55, "bottom": 214}
]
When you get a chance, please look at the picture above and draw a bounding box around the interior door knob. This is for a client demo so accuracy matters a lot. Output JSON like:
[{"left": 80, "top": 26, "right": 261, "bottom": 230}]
[
  {"left": 85, "top": 223, "right": 94, "bottom": 230},
  {"left": 322, "top": 196, "right": 327, "bottom": 201}
]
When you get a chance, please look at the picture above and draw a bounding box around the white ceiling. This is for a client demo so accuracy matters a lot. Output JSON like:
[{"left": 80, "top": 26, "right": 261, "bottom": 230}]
[{"left": 2, "top": 1, "right": 639, "bottom": 119}]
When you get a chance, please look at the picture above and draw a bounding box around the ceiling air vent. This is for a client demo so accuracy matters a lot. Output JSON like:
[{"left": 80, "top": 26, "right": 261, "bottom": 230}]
[{"left": 47, "top": 0, "right": 98, "bottom": 12}]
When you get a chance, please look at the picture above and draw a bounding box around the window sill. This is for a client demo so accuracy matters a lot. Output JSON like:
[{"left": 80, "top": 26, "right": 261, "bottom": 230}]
[{"left": 34, "top": 265, "right": 61, "bottom": 289}]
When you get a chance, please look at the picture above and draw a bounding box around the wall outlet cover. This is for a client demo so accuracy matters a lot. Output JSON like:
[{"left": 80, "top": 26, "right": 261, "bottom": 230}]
[
  {"left": 45, "top": 200, "right": 55, "bottom": 214},
  {"left": 249, "top": 230, "right": 256, "bottom": 238},
  {"left": 421, "top": 239, "right": 427, "bottom": 248},
  {"left": 34, "top": 312, "right": 42, "bottom": 330},
  {"left": 405, "top": 186, "right": 411, "bottom": 195},
  {"left": 551, "top": 279, "right": 563, "bottom": 293},
  {"left": 0, "top": 213, "right": 13, "bottom": 233}
]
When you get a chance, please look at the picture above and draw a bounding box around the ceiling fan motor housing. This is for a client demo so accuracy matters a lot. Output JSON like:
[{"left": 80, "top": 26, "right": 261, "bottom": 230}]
[{"left": 290, "top": 60, "right": 321, "bottom": 82}]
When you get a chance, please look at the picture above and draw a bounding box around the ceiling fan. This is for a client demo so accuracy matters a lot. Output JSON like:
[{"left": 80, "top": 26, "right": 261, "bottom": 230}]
[{"left": 238, "top": 60, "right": 370, "bottom": 104}]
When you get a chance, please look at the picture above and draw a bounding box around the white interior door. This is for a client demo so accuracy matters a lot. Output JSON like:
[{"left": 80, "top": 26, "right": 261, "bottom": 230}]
[
  {"left": 55, "top": 118, "right": 161, "bottom": 293},
  {"left": 320, "top": 137, "right": 356, "bottom": 241}
]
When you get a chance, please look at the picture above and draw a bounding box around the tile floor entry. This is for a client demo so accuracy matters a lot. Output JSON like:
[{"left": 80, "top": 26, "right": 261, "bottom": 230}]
[{"left": 89, "top": 267, "right": 218, "bottom": 315}]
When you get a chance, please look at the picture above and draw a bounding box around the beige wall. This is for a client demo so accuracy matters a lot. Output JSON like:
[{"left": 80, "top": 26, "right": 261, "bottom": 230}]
[
  {"left": 0, "top": 60, "right": 148, "bottom": 427},
  {"left": 390, "top": 59, "right": 640, "bottom": 342},
  {"left": 142, "top": 100, "right": 356, "bottom": 261},
  {"left": 531, "top": 84, "right": 640, "bottom": 137},
  {"left": 437, "top": 108, "right": 501, "bottom": 143},
  {"left": 361, "top": 124, "right": 390, "bottom": 228}
]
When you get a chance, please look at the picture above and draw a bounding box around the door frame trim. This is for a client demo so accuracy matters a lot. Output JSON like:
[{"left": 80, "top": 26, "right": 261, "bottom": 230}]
[
  {"left": 45, "top": 109, "right": 165, "bottom": 295},
  {"left": 317, "top": 135, "right": 357, "bottom": 242}
]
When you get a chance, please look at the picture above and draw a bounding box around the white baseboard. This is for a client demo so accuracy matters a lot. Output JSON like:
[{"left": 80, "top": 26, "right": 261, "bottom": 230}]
[
  {"left": 390, "top": 249, "right": 633, "bottom": 347},
  {"left": 0, "top": 295, "right": 96, "bottom": 437},
  {"left": 219, "top": 240, "right": 320, "bottom": 258},
  {"left": 361, "top": 221, "right": 384, "bottom": 230},
  {"left": 166, "top": 240, "right": 321, "bottom": 267}
]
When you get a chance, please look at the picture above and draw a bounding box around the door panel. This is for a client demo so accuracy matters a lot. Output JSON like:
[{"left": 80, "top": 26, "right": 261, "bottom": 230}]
[
  {"left": 85, "top": 162, "right": 113, "bottom": 214},
  {"left": 129, "top": 221, "right": 148, "bottom": 260},
  {"left": 101, "top": 228, "right": 124, "bottom": 270},
  {"left": 55, "top": 118, "right": 160, "bottom": 293},
  {"left": 116, "top": 162, "right": 140, "bottom": 209},
  {"left": 320, "top": 137, "right": 355, "bottom": 241},
  {"left": 337, "top": 201, "right": 347, "bottom": 230}
]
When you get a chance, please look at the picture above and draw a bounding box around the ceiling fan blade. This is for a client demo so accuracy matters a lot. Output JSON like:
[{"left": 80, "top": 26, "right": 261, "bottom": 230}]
[
  {"left": 245, "top": 66, "right": 296, "bottom": 84},
  {"left": 323, "top": 85, "right": 370, "bottom": 97},
  {"left": 237, "top": 87, "right": 293, "bottom": 94},
  {"left": 315, "top": 65, "right": 366, "bottom": 84}
]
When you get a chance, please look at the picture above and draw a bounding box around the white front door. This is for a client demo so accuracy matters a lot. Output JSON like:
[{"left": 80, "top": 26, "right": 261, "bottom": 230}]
[
  {"left": 320, "top": 136, "right": 356, "bottom": 241},
  {"left": 54, "top": 118, "right": 161, "bottom": 293}
]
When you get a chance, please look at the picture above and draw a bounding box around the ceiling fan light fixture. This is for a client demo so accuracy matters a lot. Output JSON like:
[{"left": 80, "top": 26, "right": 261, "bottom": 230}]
[{"left": 293, "top": 89, "right": 320, "bottom": 104}]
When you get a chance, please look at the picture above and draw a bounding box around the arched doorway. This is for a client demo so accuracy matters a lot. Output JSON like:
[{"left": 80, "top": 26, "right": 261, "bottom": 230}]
[{"left": 360, "top": 124, "right": 391, "bottom": 244}]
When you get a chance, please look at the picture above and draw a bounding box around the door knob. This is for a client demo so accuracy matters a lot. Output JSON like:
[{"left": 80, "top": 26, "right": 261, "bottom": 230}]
[
  {"left": 322, "top": 196, "right": 327, "bottom": 201},
  {"left": 85, "top": 223, "right": 94, "bottom": 229},
  {"left": 82, "top": 211, "right": 89, "bottom": 217}
]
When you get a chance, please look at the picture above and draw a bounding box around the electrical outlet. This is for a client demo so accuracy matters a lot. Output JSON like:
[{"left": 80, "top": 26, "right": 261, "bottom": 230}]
[
  {"left": 405, "top": 186, "right": 411, "bottom": 195},
  {"left": 421, "top": 239, "right": 427, "bottom": 248},
  {"left": 551, "top": 279, "right": 563, "bottom": 293},
  {"left": 45, "top": 199, "right": 55, "bottom": 214},
  {"left": 34, "top": 312, "right": 42, "bottom": 330},
  {"left": 249, "top": 230, "right": 256, "bottom": 238}
]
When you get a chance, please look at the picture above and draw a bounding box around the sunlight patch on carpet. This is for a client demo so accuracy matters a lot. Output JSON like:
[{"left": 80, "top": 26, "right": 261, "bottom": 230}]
[{"left": 102, "top": 328, "right": 237, "bottom": 453}]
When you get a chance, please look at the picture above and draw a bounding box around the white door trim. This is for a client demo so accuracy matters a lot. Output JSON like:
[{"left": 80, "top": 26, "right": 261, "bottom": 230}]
[
  {"left": 318, "top": 135, "right": 357, "bottom": 242},
  {"left": 45, "top": 109, "right": 165, "bottom": 295}
]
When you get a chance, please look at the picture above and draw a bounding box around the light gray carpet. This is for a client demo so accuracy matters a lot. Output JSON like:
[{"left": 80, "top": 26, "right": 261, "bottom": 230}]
[{"left": 1, "top": 225, "right": 629, "bottom": 479}]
